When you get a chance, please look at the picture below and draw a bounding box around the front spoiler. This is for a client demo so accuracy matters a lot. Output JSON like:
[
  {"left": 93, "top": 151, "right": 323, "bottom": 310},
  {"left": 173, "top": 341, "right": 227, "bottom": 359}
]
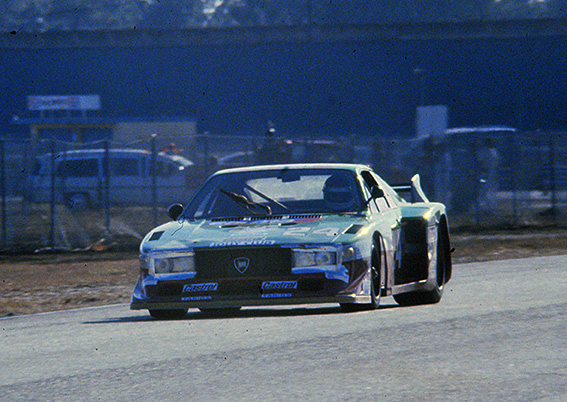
[{"left": 130, "top": 293, "right": 372, "bottom": 310}]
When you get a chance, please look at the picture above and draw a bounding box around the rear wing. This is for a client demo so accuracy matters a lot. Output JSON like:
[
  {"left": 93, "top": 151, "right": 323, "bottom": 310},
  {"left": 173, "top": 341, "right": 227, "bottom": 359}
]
[{"left": 391, "top": 174, "right": 430, "bottom": 203}]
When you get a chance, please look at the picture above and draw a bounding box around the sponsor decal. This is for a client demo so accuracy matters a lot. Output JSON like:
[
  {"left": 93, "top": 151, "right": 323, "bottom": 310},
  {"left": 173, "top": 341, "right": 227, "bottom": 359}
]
[
  {"left": 261, "top": 281, "right": 298, "bottom": 290},
  {"left": 181, "top": 296, "right": 212, "bottom": 301},
  {"left": 233, "top": 257, "right": 250, "bottom": 274},
  {"left": 311, "top": 227, "right": 341, "bottom": 237},
  {"left": 210, "top": 239, "right": 276, "bottom": 247},
  {"left": 228, "top": 227, "right": 269, "bottom": 236},
  {"left": 261, "top": 293, "right": 293, "bottom": 298},
  {"left": 282, "top": 226, "right": 341, "bottom": 237},
  {"left": 183, "top": 283, "right": 218, "bottom": 293},
  {"left": 282, "top": 227, "right": 311, "bottom": 236},
  {"left": 204, "top": 216, "right": 322, "bottom": 228}
]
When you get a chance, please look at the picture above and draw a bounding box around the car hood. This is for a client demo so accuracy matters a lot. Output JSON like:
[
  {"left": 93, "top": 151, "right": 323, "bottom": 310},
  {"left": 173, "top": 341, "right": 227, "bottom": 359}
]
[{"left": 141, "top": 214, "right": 369, "bottom": 253}]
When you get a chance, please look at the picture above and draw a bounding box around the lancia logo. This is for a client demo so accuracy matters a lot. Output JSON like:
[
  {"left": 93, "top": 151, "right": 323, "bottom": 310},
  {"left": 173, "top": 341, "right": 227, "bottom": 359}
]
[{"left": 233, "top": 257, "right": 250, "bottom": 274}]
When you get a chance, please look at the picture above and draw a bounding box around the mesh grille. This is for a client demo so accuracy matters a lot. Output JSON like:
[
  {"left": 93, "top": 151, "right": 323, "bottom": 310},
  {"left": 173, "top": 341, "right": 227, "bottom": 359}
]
[{"left": 195, "top": 247, "right": 291, "bottom": 279}]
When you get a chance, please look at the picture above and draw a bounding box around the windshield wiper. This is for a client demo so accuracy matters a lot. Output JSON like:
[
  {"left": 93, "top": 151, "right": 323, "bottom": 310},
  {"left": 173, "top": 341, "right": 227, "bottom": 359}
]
[
  {"left": 245, "top": 184, "right": 289, "bottom": 212},
  {"left": 220, "top": 188, "right": 272, "bottom": 215}
]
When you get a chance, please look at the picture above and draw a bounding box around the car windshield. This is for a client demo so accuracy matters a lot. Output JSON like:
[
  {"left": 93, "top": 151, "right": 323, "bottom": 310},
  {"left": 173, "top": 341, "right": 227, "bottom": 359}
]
[{"left": 183, "top": 168, "right": 364, "bottom": 219}]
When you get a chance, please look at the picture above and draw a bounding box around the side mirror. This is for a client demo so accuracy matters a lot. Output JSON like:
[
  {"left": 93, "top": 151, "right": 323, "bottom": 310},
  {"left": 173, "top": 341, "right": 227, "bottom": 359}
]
[
  {"left": 371, "top": 185, "right": 385, "bottom": 199},
  {"left": 168, "top": 203, "right": 184, "bottom": 221}
]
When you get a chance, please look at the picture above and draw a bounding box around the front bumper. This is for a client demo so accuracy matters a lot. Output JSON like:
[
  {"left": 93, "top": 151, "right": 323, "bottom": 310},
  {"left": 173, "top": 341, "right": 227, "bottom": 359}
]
[
  {"left": 131, "top": 294, "right": 371, "bottom": 310},
  {"left": 130, "top": 269, "right": 372, "bottom": 311},
  {"left": 132, "top": 243, "right": 373, "bottom": 310}
]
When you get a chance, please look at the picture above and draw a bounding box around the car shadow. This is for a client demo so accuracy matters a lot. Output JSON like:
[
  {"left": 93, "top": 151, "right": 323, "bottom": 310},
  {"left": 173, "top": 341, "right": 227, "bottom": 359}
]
[{"left": 83, "top": 301, "right": 399, "bottom": 325}]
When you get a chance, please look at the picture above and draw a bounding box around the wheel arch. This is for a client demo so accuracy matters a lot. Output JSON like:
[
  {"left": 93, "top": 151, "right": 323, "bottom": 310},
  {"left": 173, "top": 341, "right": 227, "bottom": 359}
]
[
  {"left": 371, "top": 231, "right": 387, "bottom": 293},
  {"left": 438, "top": 214, "right": 452, "bottom": 284}
]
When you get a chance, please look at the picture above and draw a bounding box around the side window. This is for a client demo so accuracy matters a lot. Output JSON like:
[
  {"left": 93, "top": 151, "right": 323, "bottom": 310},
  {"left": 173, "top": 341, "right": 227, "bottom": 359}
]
[
  {"left": 149, "top": 159, "right": 178, "bottom": 177},
  {"left": 360, "top": 170, "right": 390, "bottom": 211},
  {"left": 110, "top": 157, "right": 141, "bottom": 177},
  {"left": 375, "top": 175, "right": 405, "bottom": 207},
  {"left": 57, "top": 158, "right": 99, "bottom": 178}
]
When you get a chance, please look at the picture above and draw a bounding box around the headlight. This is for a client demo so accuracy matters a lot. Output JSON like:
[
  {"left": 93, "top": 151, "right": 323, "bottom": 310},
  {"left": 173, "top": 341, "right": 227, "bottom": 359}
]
[
  {"left": 150, "top": 252, "right": 196, "bottom": 276},
  {"left": 292, "top": 247, "right": 337, "bottom": 268}
]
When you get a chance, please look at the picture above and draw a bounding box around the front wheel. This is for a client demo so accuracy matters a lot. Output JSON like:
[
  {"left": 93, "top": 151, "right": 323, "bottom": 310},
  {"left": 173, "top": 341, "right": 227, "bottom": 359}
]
[
  {"left": 368, "top": 237, "right": 383, "bottom": 309},
  {"left": 340, "top": 237, "right": 382, "bottom": 312}
]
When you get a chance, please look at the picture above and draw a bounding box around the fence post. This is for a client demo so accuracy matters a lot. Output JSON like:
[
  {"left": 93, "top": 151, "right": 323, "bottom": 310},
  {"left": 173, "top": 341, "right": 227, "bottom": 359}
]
[
  {"left": 549, "top": 132, "right": 557, "bottom": 222},
  {"left": 203, "top": 132, "right": 210, "bottom": 178},
  {"left": 0, "top": 138, "right": 6, "bottom": 249},
  {"left": 151, "top": 134, "right": 158, "bottom": 227},
  {"left": 511, "top": 133, "right": 519, "bottom": 226},
  {"left": 49, "top": 139, "right": 56, "bottom": 247},
  {"left": 472, "top": 139, "right": 481, "bottom": 225},
  {"left": 103, "top": 139, "right": 111, "bottom": 234}
]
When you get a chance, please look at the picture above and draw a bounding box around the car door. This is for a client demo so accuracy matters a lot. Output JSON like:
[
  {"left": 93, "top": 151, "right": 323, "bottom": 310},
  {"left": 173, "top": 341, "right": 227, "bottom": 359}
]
[{"left": 361, "top": 171, "right": 403, "bottom": 289}]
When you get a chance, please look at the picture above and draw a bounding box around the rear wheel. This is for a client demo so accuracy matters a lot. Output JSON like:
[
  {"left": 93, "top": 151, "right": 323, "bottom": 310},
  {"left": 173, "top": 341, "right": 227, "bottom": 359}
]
[
  {"left": 149, "top": 309, "right": 188, "bottom": 320},
  {"left": 393, "top": 225, "right": 447, "bottom": 306}
]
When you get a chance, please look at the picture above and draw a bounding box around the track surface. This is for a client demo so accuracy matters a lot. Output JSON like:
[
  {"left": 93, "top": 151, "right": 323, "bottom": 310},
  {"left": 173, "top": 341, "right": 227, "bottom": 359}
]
[{"left": 2, "top": 255, "right": 567, "bottom": 402}]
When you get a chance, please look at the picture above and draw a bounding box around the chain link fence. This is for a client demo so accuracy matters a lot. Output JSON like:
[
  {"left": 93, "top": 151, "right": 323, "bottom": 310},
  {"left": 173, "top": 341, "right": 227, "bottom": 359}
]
[
  {"left": 379, "top": 129, "right": 567, "bottom": 228},
  {"left": 1, "top": 130, "right": 566, "bottom": 252}
]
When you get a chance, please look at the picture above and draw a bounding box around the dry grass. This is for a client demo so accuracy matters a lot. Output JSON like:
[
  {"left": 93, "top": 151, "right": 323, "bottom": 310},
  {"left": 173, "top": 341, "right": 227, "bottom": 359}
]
[{"left": 1, "top": 251, "right": 139, "bottom": 316}]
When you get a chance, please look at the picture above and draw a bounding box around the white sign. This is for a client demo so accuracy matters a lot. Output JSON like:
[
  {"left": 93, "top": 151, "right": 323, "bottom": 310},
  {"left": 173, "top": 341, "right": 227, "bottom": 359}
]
[
  {"left": 416, "top": 105, "right": 448, "bottom": 138},
  {"left": 27, "top": 95, "right": 101, "bottom": 111}
]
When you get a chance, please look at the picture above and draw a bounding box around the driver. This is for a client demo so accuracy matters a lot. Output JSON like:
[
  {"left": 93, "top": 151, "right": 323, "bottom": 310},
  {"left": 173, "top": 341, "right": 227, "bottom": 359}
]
[{"left": 323, "top": 173, "right": 357, "bottom": 211}]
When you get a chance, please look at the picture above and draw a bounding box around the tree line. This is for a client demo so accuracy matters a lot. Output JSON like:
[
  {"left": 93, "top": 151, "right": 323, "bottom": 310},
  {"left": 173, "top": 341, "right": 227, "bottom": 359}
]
[{"left": 1, "top": 0, "right": 560, "bottom": 33}]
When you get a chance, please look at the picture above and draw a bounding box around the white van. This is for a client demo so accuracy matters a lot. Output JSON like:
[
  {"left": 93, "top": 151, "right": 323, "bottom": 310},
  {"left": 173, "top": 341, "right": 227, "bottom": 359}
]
[{"left": 27, "top": 149, "right": 197, "bottom": 209}]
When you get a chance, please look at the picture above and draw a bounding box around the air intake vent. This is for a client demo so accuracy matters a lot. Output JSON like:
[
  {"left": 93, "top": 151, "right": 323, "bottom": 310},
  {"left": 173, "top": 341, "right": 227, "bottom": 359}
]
[
  {"left": 210, "top": 217, "right": 245, "bottom": 222},
  {"left": 288, "top": 215, "right": 321, "bottom": 220}
]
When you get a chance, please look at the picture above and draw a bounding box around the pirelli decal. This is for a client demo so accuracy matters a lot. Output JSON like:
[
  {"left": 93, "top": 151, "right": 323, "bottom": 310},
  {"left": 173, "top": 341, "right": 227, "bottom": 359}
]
[
  {"left": 261, "top": 293, "right": 292, "bottom": 298},
  {"left": 182, "top": 296, "right": 212, "bottom": 301}
]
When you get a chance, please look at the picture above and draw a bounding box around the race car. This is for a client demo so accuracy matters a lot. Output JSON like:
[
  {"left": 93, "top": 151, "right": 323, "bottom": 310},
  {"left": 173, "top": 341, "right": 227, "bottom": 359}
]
[{"left": 130, "top": 163, "right": 452, "bottom": 319}]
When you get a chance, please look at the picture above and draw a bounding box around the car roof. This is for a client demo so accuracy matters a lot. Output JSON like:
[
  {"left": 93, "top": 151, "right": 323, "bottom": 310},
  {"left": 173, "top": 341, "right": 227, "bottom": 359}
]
[
  {"left": 37, "top": 148, "right": 148, "bottom": 158},
  {"left": 212, "top": 163, "right": 371, "bottom": 176},
  {"left": 37, "top": 149, "right": 193, "bottom": 165}
]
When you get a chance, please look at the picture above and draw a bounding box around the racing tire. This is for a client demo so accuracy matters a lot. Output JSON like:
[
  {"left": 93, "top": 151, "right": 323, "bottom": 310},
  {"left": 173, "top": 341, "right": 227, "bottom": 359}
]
[
  {"left": 340, "top": 237, "right": 382, "bottom": 312},
  {"left": 149, "top": 308, "right": 188, "bottom": 320},
  {"left": 393, "top": 225, "right": 448, "bottom": 306}
]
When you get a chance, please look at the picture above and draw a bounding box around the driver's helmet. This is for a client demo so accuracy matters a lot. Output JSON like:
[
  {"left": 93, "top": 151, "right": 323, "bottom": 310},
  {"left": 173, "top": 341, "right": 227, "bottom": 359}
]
[{"left": 323, "top": 173, "right": 356, "bottom": 211}]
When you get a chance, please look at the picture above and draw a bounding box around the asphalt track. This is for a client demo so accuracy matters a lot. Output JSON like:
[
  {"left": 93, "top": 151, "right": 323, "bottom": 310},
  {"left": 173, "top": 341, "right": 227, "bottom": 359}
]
[{"left": 2, "top": 255, "right": 566, "bottom": 402}]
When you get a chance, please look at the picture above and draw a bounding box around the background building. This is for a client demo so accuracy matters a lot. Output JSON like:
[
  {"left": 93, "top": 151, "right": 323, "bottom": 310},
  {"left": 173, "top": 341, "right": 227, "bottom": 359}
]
[{"left": 1, "top": 1, "right": 566, "bottom": 139}]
